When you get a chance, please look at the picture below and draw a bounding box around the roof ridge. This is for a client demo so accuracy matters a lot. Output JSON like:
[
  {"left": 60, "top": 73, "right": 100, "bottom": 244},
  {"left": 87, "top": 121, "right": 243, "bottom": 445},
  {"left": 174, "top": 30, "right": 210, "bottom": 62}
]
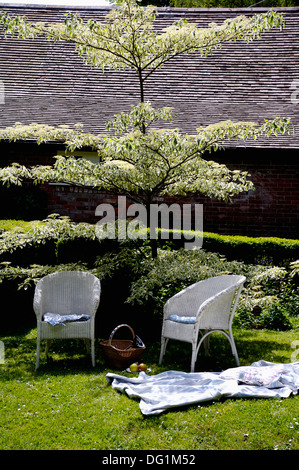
[
  {"left": 158, "top": 6, "right": 299, "bottom": 11},
  {"left": 0, "top": 4, "right": 299, "bottom": 12},
  {"left": 0, "top": 3, "right": 112, "bottom": 10}
]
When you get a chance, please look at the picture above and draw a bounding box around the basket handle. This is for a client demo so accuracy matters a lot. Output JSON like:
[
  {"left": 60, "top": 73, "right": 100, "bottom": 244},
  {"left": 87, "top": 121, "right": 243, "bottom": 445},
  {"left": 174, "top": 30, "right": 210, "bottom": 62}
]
[{"left": 108, "top": 324, "right": 135, "bottom": 346}]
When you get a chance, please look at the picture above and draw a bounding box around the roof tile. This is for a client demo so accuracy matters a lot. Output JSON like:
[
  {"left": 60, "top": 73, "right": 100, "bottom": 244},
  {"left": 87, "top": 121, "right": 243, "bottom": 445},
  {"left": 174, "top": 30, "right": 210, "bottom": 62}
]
[{"left": 0, "top": 5, "right": 298, "bottom": 148}]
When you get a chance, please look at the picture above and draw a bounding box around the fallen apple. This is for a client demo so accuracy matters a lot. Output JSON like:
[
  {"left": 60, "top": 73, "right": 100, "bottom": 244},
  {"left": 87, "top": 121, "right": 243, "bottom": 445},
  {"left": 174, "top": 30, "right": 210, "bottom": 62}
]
[
  {"left": 129, "top": 363, "right": 139, "bottom": 372},
  {"left": 138, "top": 363, "right": 147, "bottom": 372}
]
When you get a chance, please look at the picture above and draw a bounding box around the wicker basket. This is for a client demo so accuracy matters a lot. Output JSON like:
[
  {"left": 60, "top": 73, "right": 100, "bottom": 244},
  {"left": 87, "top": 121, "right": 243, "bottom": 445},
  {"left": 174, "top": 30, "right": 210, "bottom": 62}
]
[{"left": 100, "top": 324, "right": 145, "bottom": 369}]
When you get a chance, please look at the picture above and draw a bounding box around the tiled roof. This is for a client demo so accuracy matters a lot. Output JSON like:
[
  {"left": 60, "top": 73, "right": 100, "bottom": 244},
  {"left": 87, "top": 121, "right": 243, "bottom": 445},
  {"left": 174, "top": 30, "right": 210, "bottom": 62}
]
[{"left": 0, "top": 4, "right": 298, "bottom": 148}]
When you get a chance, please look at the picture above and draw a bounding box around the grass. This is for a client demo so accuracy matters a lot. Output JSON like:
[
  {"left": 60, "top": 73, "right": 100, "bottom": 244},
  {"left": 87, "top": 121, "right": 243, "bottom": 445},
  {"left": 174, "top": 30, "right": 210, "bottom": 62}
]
[{"left": 1, "top": 321, "right": 299, "bottom": 450}]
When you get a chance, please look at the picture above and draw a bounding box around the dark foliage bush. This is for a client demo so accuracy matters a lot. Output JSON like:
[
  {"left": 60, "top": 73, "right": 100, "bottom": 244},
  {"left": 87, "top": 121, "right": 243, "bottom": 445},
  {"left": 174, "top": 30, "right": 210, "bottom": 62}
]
[{"left": 0, "top": 218, "right": 297, "bottom": 337}]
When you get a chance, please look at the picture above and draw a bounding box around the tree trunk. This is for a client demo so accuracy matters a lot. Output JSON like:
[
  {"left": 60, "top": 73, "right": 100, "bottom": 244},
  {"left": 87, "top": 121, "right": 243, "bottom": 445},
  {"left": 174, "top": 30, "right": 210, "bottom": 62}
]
[
  {"left": 146, "top": 198, "right": 158, "bottom": 259},
  {"left": 150, "top": 238, "right": 158, "bottom": 259}
]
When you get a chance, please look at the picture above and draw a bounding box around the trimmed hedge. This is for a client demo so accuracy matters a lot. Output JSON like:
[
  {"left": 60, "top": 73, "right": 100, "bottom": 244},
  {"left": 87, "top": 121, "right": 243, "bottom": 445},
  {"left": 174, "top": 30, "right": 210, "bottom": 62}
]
[
  {"left": 1, "top": 219, "right": 298, "bottom": 336},
  {"left": 201, "top": 232, "right": 299, "bottom": 266},
  {"left": 155, "top": 229, "right": 299, "bottom": 266},
  {"left": 0, "top": 219, "right": 298, "bottom": 267}
]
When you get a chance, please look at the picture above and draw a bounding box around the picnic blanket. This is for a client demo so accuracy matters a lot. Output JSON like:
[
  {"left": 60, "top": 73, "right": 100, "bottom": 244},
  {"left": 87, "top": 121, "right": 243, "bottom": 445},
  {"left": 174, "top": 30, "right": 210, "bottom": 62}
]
[{"left": 106, "top": 360, "right": 299, "bottom": 415}]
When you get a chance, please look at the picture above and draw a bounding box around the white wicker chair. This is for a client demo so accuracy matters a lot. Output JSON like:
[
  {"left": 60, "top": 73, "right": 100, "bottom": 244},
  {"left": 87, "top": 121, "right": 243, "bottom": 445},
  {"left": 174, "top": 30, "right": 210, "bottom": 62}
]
[
  {"left": 34, "top": 271, "right": 101, "bottom": 369},
  {"left": 159, "top": 274, "right": 246, "bottom": 372}
]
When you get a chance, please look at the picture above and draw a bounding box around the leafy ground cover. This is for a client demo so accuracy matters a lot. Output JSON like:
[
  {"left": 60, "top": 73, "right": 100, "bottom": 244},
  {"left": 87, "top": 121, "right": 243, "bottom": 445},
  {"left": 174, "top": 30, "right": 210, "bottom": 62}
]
[{"left": 1, "top": 321, "right": 299, "bottom": 451}]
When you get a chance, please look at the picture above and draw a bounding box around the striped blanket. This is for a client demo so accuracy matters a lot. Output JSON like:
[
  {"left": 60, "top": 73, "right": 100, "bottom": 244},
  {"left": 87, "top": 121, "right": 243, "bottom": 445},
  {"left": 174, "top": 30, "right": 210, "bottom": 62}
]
[{"left": 106, "top": 360, "right": 299, "bottom": 416}]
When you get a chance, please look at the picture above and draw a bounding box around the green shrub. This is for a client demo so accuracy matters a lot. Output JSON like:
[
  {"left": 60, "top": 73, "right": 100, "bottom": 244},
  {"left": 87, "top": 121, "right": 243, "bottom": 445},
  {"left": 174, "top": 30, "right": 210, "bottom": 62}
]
[
  {"left": 157, "top": 229, "right": 299, "bottom": 266},
  {"left": 105, "top": 247, "right": 296, "bottom": 323},
  {"left": 124, "top": 248, "right": 246, "bottom": 309},
  {"left": 0, "top": 214, "right": 99, "bottom": 265},
  {"left": 260, "top": 304, "right": 293, "bottom": 330},
  {"left": 55, "top": 237, "right": 104, "bottom": 265},
  {"left": 0, "top": 217, "right": 298, "bottom": 336},
  {"left": 1, "top": 216, "right": 298, "bottom": 268},
  {"left": 234, "top": 304, "right": 292, "bottom": 331},
  {"left": 150, "top": 229, "right": 299, "bottom": 266},
  {"left": 201, "top": 232, "right": 299, "bottom": 266}
]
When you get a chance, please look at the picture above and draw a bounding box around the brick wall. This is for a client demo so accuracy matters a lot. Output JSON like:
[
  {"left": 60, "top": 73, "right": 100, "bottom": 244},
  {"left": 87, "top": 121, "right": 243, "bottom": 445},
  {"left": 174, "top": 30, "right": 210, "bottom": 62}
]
[
  {"left": 1, "top": 142, "right": 298, "bottom": 239},
  {"left": 40, "top": 148, "right": 299, "bottom": 239}
]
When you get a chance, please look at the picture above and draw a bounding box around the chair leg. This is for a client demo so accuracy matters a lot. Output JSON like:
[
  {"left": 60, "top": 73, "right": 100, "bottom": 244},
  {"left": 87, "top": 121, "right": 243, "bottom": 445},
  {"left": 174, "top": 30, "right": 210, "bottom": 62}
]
[
  {"left": 91, "top": 339, "right": 95, "bottom": 367},
  {"left": 191, "top": 341, "right": 198, "bottom": 373},
  {"left": 227, "top": 327, "right": 240, "bottom": 366},
  {"left": 35, "top": 339, "right": 40, "bottom": 370},
  {"left": 159, "top": 337, "right": 168, "bottom": 364},
  {"left": 230, "top": 336, "right": 240, "bottom": 366}
]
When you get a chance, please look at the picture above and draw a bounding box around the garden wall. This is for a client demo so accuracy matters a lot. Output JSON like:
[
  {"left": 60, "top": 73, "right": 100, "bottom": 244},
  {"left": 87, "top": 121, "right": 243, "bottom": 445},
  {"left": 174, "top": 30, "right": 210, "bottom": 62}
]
[
  {"left": 1, "top": 141, "right": 298, "bottom": 239},
  {"left": 42, "top": 147, "right": 299, "bottom": 240}
]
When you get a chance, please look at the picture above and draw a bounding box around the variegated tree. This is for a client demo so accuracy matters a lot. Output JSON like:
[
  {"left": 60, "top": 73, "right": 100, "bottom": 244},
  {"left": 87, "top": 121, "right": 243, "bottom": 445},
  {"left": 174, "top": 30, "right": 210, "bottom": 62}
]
[{"left": 0, "top": 0, "right": 292, "bottom": 256}]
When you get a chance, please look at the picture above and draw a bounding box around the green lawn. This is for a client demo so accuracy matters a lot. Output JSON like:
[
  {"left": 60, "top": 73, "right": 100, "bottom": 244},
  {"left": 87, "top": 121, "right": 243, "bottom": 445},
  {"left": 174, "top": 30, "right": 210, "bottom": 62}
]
[{"left": 1, "top": 323, "right": 299, "bottom": 450}]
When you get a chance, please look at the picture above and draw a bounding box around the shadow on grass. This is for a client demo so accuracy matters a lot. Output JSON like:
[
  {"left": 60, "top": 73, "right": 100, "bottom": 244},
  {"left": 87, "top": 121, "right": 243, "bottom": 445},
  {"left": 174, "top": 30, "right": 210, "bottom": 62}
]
[
  {"left": 0, "top": 326, "right": 296, "bottom": 381},
  {"left": 0, "top": 328, "right": 109, "bottom": 380},
  {"left": 156, "top": 329, "right": 296, "bottom": 373}
]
